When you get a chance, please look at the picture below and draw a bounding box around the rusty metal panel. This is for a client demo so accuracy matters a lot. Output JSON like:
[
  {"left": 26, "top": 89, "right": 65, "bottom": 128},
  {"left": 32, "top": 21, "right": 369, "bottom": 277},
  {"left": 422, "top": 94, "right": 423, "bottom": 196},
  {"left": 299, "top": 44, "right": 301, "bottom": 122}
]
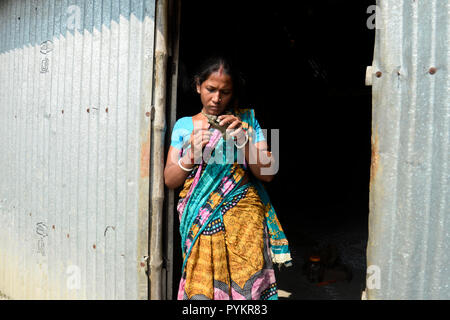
[
  {"left": 367, "top": 0, "right": 449, "bottom": 299},
  {"left": 0, "top": 0, "right": 156, "bottom": 299}
]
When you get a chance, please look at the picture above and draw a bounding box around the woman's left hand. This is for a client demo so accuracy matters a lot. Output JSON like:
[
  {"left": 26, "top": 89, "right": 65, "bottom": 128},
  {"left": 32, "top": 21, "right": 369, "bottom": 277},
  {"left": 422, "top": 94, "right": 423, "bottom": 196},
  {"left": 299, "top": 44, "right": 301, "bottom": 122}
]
[{"left": 218, "top": 114, "right": 246, "bottom": 142}]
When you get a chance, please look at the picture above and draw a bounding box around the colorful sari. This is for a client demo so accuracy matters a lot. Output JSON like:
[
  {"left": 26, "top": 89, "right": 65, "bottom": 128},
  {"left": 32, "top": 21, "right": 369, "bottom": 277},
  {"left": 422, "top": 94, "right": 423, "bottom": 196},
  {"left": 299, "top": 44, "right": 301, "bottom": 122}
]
[{"left": 176, "top": 109, "right": 292, "bottom": 300}]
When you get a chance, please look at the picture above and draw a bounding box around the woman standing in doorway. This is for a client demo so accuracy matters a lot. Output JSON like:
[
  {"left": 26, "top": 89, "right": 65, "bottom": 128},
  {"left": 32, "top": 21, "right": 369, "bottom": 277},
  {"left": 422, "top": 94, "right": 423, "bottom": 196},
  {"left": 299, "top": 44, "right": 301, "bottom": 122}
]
[{"left": 164, "top": 57, "right": 291, "bottom": 300}]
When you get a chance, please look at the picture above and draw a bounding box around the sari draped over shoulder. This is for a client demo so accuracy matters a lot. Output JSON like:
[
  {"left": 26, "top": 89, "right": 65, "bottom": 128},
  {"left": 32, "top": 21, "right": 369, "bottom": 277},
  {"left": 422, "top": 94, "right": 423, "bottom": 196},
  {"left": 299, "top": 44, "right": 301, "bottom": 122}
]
[{"left": 177, "top": 108, "right": 292, "bottom": 300}]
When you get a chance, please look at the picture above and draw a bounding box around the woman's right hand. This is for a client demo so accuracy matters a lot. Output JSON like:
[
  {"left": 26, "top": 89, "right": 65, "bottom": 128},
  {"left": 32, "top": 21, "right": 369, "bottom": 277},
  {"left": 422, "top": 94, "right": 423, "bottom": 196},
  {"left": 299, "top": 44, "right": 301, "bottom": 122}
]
[
  {"left": 164, "top": 118, "right": 212, "bottom": 189},
  {"left": 188, "top": 128, "right": 212, "bottom": 164}
]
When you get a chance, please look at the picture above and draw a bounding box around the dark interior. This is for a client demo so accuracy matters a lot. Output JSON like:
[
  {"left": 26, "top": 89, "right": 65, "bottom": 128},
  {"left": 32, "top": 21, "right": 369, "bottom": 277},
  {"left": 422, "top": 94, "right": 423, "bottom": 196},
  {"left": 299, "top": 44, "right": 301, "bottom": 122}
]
[{"left": 167, "top": 0, "right": 375, "bottom": 299}]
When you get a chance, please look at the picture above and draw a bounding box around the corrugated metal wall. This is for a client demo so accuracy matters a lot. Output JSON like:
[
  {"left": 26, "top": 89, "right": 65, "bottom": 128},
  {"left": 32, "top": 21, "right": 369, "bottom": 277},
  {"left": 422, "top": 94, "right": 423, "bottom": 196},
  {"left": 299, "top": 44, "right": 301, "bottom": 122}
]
[
  {"left": 0, "top": 0, "right": 156, "bottom": 299},
  {"left": 367, "top": 0, "right": 449, "bottom": 299}
]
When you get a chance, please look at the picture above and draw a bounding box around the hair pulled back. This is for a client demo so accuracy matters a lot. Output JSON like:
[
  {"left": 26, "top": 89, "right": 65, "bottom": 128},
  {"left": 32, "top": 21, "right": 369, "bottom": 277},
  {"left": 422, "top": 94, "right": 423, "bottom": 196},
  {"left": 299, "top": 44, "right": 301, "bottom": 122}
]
[{"left": 193, "top": 56, "right": 245, "bottom": 108}]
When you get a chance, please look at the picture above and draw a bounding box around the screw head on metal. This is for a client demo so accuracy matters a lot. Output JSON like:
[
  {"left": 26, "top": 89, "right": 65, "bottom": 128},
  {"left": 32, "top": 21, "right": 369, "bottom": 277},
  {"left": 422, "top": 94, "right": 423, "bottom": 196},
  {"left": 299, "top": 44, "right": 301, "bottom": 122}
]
[
  {"left": 429, "top": 67, "right": 437, "bottom": 75},
  {"left": 375, "top": 71, "right": 382, "bottom": 78}
]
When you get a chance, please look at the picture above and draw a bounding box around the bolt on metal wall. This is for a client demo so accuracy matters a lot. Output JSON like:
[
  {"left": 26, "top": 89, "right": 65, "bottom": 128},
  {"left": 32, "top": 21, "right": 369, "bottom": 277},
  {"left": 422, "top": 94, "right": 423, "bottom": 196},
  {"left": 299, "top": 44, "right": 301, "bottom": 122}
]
[
  {"left": 0, "top": 0, "right": 156, "bottom": 299},
  {"left": 367, "top": 0, "right": 449, "bottom": 299}
]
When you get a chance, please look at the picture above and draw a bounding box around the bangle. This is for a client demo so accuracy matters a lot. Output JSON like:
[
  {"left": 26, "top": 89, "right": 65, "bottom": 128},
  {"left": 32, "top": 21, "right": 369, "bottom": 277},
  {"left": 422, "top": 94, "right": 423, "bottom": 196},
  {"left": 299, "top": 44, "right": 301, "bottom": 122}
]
[
  {"left": 234, "top": 132, "right": 248, "bottom": 149},
  {"left": 178, "top": 157, "right": 193, "bottom": 172}
]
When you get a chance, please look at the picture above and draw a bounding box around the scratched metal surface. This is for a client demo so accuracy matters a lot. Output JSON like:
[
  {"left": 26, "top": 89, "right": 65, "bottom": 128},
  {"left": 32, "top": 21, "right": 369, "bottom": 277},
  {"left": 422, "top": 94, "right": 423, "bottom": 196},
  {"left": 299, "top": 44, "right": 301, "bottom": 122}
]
[
  {"left": 366, "top": 0, "right": 449, "bottom": 299},
  {"left": 0, "top": 0, "right": 155, "bottom": 299}
]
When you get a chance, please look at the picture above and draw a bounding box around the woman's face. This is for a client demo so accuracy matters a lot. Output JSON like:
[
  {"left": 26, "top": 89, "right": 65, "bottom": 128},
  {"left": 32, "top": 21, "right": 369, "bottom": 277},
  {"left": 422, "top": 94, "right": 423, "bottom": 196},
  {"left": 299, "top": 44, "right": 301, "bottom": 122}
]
[{"left": 197, "top": 70, "right": 233, "bottom": 115}]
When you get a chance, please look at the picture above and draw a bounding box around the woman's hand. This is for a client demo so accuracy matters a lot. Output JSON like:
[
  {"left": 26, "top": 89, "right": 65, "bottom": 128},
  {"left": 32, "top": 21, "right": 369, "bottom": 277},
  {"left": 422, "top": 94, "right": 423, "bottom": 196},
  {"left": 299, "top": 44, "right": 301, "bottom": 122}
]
[
  {"left": 188, "top": 127, "right": 212, "bottom": 164},
  {"left": 218, "top": 114, "right": 247, "bottom": 144},
  {"left": 164, "top": 126, "right": 211, "bottom": 189},
  {"left": 217, "top": 114, "right": 275, "bottom": 183}
]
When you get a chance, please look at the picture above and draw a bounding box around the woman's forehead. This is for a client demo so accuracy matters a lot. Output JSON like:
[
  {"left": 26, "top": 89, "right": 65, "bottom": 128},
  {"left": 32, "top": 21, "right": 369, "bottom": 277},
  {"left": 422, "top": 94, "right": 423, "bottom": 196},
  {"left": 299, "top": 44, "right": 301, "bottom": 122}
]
[{"left": 204, "top": 71, "right": 233, "bottom": 87}]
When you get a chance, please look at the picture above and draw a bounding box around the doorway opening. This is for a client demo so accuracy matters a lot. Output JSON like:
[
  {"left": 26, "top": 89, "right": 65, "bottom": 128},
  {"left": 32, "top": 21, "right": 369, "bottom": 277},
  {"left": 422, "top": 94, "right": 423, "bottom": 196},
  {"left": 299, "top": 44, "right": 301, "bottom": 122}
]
[{"left": 166, "top": 0, "right": 375, "bottom": 300}]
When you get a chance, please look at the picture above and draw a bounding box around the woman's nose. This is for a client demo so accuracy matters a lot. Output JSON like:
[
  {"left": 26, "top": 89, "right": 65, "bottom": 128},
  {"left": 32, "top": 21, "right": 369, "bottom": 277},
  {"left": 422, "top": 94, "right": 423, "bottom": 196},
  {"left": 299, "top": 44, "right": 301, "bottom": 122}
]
[{"left": 212, "top": 92, "right": 221, "bottom": 102}]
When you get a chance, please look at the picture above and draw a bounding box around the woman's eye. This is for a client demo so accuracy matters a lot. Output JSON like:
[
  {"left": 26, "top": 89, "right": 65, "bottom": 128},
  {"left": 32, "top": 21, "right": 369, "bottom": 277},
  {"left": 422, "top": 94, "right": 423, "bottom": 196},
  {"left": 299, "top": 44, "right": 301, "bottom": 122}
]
[{"left": 207, "top": 88, "right": 216, "bottom": 93}]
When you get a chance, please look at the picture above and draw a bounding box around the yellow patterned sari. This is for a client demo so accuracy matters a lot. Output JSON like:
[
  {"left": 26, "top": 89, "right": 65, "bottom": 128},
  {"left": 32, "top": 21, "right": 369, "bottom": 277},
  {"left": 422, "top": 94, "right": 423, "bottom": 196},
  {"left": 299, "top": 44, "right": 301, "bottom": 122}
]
[{"left": 176, "top": 109, "right": 291, "bottom": 300}]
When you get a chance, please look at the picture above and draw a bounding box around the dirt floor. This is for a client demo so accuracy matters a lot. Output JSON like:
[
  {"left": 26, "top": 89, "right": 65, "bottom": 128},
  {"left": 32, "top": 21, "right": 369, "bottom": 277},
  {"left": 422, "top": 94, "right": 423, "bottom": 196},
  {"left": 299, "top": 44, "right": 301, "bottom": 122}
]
[{"left": 275, "top": 213, "right": 368, "bottom": 300}]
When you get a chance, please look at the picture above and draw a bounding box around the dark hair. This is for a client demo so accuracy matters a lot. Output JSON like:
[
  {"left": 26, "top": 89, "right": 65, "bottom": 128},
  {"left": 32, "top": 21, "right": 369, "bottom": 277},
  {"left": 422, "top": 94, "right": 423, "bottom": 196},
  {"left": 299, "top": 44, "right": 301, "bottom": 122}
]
[{"left": 193, "top": 56, "right": 245, "bottom": 108}]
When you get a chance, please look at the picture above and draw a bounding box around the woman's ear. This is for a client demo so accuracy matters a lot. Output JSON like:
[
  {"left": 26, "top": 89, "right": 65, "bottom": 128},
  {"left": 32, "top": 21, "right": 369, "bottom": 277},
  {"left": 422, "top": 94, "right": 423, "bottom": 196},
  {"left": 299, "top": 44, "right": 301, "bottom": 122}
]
[{"left": 195, "top": 77, "right": 201, "bottom": 94}]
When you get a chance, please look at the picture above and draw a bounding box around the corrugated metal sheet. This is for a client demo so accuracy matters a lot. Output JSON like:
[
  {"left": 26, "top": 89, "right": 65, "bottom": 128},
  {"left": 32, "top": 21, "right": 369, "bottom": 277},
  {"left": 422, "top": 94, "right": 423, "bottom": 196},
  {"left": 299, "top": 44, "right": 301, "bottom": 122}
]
[
  {"left": 366, "top": 0, "right": 449, "bottom": 299},
  {"left": 0, "top": 0, "right": 156, "bottom": 299}
]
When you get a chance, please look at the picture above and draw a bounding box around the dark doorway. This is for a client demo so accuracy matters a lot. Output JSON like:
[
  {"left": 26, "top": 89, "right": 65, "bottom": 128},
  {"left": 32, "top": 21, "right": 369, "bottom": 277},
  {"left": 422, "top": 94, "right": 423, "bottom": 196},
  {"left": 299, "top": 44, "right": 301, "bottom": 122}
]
[{"left": 169, "top": 0, "right": 375, "bottom": 299}]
